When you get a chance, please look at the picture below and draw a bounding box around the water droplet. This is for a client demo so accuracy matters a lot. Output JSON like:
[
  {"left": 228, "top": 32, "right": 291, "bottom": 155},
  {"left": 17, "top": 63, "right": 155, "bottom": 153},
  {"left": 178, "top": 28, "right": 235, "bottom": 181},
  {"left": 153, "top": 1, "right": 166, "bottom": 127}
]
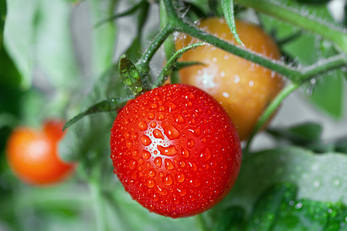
[
  {"left": 141, "top": 135, "right": 152, "bottom": 146},
  {"left": 164, "top": 175, "right": 173, "bottom": 186},
  {"left": 138, "top": 121, "right": 147, "bottom": 131},
  {"left": 150, "top": 121, "right": 157, "bottom": 128},
  {"left": 159, "top": 106, "right": 165, "bottom": 112},
  {"left": 181, "top": 148, "right": 190, "bottom": 158},
  {"left": 151, "top": 103, "right": 157, "bottom": 109},
  {"left": 333, "top": 178, "right": 341, "bottom": 187},
  {"left": 153, "top": 129, "right": 164, "bottom": 139},
  {"left": 154, "top": 157, "right": 162, "bottom": 167},
  {"left": 143, "top": 151, "right": 151, "bottom": 160},
  {"left": 158, "top": 113, "right": 165, "bottom": 120},
  {"left": 177, "top": 188, "right": 186, "bottom": 196},
  {"left": 177, "top": 173, "right": 185, "bottom": 183},
  {"left": 148, "top": 113, "right": 155, "bottom": 120},
  {"left": 187, "top": 139, "right": 195, "bottom": 148},
  {"left": 179, "top": 161, "right": 186, "bottom": 168},
  {"left": 222, "top": 92, "right": 229, "bottom": 98},
  {"left": 313, "top": 180, "right": 321, "bottom": 188},
  {"left": 295, "top": 202, "right": 303, "bottom": 209},
  {"left": 175, "top": 115, "right": 184, "bottom": 123},
  {"left": 147, "top": 179, "right": 155, "bottom": 188},
  {"left": 234, "top": 75, "right": 240, "bottom": 83},
  {"left": 190, "top": 179, "right": 200, "bottom": 187},
  {"left": 156, "top": 185, "right": 167, "bottom": 195},
  {"left": 124, "top": 132, "right": 130, "bottom": 138},
  {"left": 212, "top": 57, "right": 217, "bottom": 62},
  {"left": 158, "top": 145, "right": 177, "bottom": 156},
  {"left": 163, "top": 124, "right": 180, "bottom": 139},
  {"left": 249, "top": 80, "right": 254, "bottom": 87},
  {"left": 129, "top": 160, "right": 137, "bottom": 169},
  {"left": 148, "top": 169, "right": 155, "bottom": 177},
  {"left": 165, "top": 159, "right": 175, "bottom": 170}
]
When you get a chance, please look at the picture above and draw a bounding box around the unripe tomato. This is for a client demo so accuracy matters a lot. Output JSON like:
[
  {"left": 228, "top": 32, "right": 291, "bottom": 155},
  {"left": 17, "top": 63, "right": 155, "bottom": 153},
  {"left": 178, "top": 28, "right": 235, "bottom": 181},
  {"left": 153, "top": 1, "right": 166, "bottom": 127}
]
[
  {"left": 175, "top": 18, "right": 284, "bottom": 140},
  {"left": 110, "top": 84, "right": 241, "bottom": 218},
  {"left": 6, "top": 120, "right": 75, "bottom": 185}
]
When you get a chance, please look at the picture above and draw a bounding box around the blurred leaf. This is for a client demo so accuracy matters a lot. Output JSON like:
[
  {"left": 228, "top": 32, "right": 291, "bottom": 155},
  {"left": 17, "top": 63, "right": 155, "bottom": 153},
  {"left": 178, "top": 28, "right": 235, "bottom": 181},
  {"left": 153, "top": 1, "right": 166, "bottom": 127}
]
[
  {"left": 267, "top": 122, "right": 323, "bottom": 145},
  {"left": 309, "top": 71, "right": 344, "bottom": 118},
  {"left": 259, "top": 4, "right": 346, "bottom": 118},
  {"left": 296, "top": 0, "right": 330, "bottom": 4},
  {"left": 335, "top": 136, "right": 347, "bottom": 154},
  {"left": 0, "top": 0, "right": 5, "bottom": 44},
  {"left": 217, "top": 146, "right": 347, "bottom": 214},
  {"left": 4, "top": 0, "right": 80, "bottom": 89},
  {"left": 88, "top": 0, "right": 117, "bottom": 77}
]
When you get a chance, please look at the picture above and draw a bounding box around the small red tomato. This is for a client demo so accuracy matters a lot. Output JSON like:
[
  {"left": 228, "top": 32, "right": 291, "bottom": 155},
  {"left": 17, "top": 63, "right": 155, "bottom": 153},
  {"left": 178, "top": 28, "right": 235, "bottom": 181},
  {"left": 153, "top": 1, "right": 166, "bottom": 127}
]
[
  {"left": 6, "top": 120, "right": 75, "bottom": 186},
  {"left": 110, "top": 84, "right": 241, "bottom": 218}
]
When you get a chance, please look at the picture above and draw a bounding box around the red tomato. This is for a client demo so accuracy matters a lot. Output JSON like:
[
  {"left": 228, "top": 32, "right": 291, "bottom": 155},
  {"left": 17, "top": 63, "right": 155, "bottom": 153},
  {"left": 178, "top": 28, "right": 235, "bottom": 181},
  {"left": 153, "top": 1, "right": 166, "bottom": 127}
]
[
  {"left": 110, "top": 84, "right": 241, "bottom": 218},
  {"left": 6, "top": 120, "right": 74, "bottom": 185}
]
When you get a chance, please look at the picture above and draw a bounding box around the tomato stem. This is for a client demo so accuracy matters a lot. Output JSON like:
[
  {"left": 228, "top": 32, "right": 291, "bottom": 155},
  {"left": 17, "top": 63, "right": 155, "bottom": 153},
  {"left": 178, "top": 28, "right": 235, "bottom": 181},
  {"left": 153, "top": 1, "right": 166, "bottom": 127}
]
[
  {"left": 245, "top": 83, "right": 300, "bottom": 153},
  {"left": 235, "top": 0, "right": 347, "bottom": 54}
]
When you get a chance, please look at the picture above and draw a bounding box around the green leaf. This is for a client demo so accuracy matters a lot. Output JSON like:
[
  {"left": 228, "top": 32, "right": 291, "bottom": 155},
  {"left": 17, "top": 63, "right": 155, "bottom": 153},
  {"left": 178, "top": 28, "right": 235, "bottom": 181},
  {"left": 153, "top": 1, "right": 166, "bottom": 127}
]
[
  {"left": 63, "top": 97, "right": 130, "bottom": 130},
  {"left": 244, "top": 183, "right": 347, "bottom": 231},
  {"left": 218, "top": 147, "right": 347, "bottom": 214},
  {"left": 267, "top": 122, "right": 323, "bottom": 145},
  {"left": 309, "top": 71, "right": 344, "bottom": 118},
  {"left": 88, "top": 0, "right": 117, "bottom": 77},
  {"left": 245, "top": 183, "right": 297, "bottom": 231},
  {"left": 209, "top": 206, "right": 246, "bottom": 231},
  {"left": 222, "top": 0, "right": 244, "bottom": 46},
  {"left": 4, "top": 0, "right": 80, "bottom": 89}
]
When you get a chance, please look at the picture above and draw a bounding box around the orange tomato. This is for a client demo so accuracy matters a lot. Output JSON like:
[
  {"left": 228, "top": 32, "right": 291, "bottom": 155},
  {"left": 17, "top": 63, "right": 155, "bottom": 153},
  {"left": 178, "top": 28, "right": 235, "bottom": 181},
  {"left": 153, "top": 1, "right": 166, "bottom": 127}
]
[
  {"left": 175, "top": 18, "right": 284, "bottom": 140},
  {"left": 6, "top": 120, "right": 74, "bottom": 185}
]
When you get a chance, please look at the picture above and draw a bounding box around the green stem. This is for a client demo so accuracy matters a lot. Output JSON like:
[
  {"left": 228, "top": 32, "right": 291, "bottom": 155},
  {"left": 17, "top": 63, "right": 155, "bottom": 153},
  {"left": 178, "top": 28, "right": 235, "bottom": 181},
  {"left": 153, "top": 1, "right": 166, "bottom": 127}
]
[
  {"left": 136, "top": 25, "right": 174, "bottom": 76},
  {"left": 91, "top": 183, "right": 107, "bottom": 231},
  {"left": 300, "top": 54, "right": 347, "bottom": 80},
  {"left": 245, "top": 83, "right": 299, "bottom": 153},
  {"left": 153, "top": 42, "right": 205, "bottom": 88},
  {"left": 236, "top": 0, "right": 347, "bottom": 54},
  {"left": 176, "top": 20, "right": 300, "bottom": 81}
]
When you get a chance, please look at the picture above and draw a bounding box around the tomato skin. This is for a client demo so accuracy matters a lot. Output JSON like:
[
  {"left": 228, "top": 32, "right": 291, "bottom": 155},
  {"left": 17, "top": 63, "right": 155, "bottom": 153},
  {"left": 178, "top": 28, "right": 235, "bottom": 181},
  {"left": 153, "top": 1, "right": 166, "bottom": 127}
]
[
  {"left": 110, "top": 84, "right": 241, "bottom": 218},
  {"left": 176, "top": 18, "right": 284, "bottom": 140},
  {"left": 6, "top": 120, "right": 74, "bottom": 186}
]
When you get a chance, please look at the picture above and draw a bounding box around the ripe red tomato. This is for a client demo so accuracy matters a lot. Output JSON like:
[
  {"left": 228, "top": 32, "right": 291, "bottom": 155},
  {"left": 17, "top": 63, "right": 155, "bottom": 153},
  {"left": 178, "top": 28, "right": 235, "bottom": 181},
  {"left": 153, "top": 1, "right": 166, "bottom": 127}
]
[
  {"left": 110, "top": 84, "right": 241, "bottom": 218},
  {"left": 6, "top": 120, "right": 75, "bottom": 186}
]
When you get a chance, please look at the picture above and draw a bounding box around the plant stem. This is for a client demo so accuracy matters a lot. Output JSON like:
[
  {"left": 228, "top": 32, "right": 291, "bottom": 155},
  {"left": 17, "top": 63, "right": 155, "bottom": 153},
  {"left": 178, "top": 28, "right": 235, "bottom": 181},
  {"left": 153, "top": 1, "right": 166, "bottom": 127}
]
[
  {"left": 236, "top": 0, "right": 347, "bottom": 54},
  {"left": 176, "top": 20, "right": 300, "bottom": 81},
  {"left": 153, "top": 42, "right": 205, "bottom": 88},
  {"left": 300, "top": 54, "right": 347, "bottom": 81},
  {"left": 91, "top": 182, "right": 107, "bottom": 231},
  {"left": 136, "top": 25, "right": 174, "bottom": 76},
  {"left": 245, "top": 83, "right": 299, "bottom": 153}
]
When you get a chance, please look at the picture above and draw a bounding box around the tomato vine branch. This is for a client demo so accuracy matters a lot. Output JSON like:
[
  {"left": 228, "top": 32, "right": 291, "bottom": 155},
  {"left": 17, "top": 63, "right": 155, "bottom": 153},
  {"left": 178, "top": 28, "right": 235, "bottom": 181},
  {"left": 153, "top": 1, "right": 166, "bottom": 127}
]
[{"left": 236, "top": 0, "right": 347, "bottom": 54}]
